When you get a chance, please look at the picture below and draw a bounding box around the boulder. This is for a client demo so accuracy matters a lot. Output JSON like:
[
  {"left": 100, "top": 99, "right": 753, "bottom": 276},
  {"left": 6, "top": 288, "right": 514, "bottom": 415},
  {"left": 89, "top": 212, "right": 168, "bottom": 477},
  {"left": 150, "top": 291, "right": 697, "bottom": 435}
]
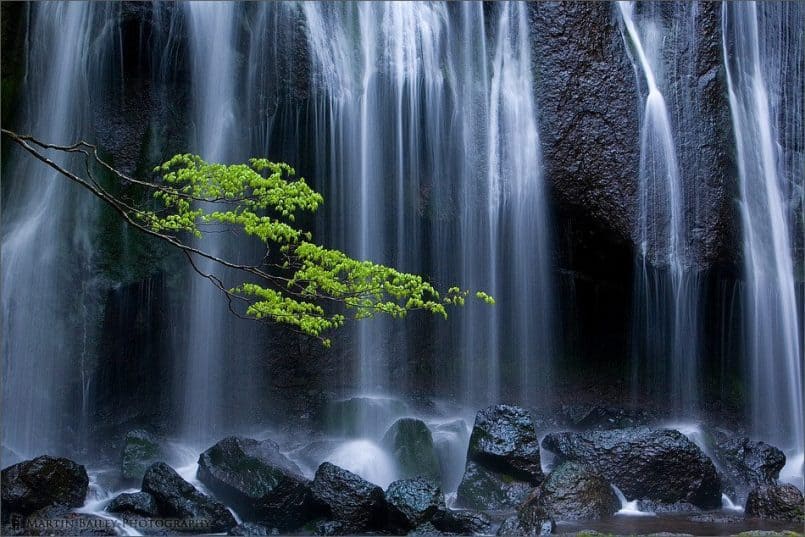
[
  {"left": 228, "top": 522, "right": 276, "bottom": 535},
  {"left": 106, "top": 491, "right": 159, "bottom": 518},
  {"left": 714, "top": 437, "right": 786, "bottom": 489},
  {"left": 457, "top": 405, "right": 543, "bottom": 510},
  {"left": 383, "top": 418, "right": 441, "bottom": 481},
  {"left": 456, "top": 461, "right": 533, "bottom": 511},
  {"left": 197, "top": 436, "right": 312, "bottom": 530},
  {"left": 745, "top": 484, "right": 804, "bottom": 522},
  {"left": 310, "top": 462, "right": 386, "bottom": 533},
  {"left": 1, "top": 456, "right": 89, "bottom": 518},
  {"left": 141, "top": 462, "right": 236, "bottom": 532},
  {"left": 431, "top": 509, "right": 490, "bottom": 535},
  {"left": 539, "top": 461, "right": 619, "bottom": 520},
  {"left": 385, "top": 477, "right": 444, "bottom": 531},
  {"left": 542, "top": 427, "right": 721, "bottom": 508},
  {"left": 121, "top": 429, "right": 163, "bottom": 482},
  {"left": 13, "top": 505, "right": 116, "bottom": 536}
]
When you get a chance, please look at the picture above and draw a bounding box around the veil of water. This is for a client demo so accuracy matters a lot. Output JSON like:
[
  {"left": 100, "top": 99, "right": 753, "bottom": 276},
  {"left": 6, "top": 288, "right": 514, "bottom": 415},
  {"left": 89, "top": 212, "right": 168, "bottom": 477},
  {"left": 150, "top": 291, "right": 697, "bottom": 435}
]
[
  {"left": 176, "top": 1, "right": 240, "bottom": 446},
  {"left": 722, "top": 2, "right": 804, "bottom": 469},
  {"left": 1, "top": 3, "right": 121, "bottom": 460},
  {"left": 303, "top": 2, "right": 553, "bottom": 416}
]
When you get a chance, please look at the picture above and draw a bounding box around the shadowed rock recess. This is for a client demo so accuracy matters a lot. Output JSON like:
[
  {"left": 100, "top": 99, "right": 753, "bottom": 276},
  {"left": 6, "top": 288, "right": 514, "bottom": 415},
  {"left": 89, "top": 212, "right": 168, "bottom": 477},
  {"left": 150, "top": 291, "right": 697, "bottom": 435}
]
[{"left": 1, "top": 2, "right": 804, "bottom": 536}]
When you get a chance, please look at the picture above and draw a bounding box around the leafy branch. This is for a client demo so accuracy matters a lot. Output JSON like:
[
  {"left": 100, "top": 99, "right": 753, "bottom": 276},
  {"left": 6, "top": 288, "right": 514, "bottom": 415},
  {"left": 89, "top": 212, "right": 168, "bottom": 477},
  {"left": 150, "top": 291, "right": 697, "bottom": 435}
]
[{"left": 2, "top": 129, "right": 494, "bottom": 346}]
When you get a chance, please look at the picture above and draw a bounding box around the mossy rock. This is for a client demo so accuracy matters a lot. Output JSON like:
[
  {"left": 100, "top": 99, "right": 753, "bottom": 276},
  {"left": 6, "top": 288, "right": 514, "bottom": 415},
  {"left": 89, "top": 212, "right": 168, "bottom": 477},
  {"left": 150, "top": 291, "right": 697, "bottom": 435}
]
[
  {"left": 382, "top": 418, "right": 440, "bottom": 481},
  {"left": 121, "top": 429, "right": 163, "bottom": 482}
]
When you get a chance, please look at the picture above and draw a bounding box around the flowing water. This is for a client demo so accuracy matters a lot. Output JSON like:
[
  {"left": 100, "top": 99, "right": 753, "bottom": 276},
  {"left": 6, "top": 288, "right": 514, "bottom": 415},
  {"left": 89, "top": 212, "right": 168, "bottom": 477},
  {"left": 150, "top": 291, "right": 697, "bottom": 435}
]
[
  {"left": 176, "top": 1, "right": 240, "bottom": 446},
  {"left": 619, "top": 2, "right": 705, "bottom": 417},
  {"left": 303, "top": 1, "right": 553, "bottom": 417},
  {"left": 722, "top": 1, "right": 804, "bottom": 478},
  {"left": 0, "top": 2, "right": 121, "bottom": 461}
]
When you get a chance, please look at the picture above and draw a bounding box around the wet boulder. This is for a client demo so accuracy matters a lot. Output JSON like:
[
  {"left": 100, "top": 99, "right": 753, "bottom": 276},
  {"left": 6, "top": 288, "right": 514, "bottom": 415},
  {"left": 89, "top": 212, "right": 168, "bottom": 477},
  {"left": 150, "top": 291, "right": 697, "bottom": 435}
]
[
  {"left": 745, "top": 483, "right": 804, "bottom": 521},
  {"left": 310, "top": 462, "right": 386, "bottom": 533},
  {"left": 385, "top": 477, "right": 444, "bottom": 531},
  {"left": 106, "top": 491, "right": 159, "bottom": 518},
  {"left": 496, "top": 491, "right": 555, "bottom": 536},
  {"left": 141, "top": 462, "right": 236, "bottom": 532},
  {"left": 542, "top": 427, "right": 721, "bottom": 509},
  {"left": 456, "top": 460, "right": 533, "bottom": 511},
  {"left": 714, "top": 437, "right": 786, "bottom": 490},
  {"left": 539, "top": 461, "right": 619, "bottom": 520},
  {"left": 1, "top": 455, "right": 89, "bottom": 518},
  {"left": 121, "top": 429, "right": 163, "bottom": 482},
  {"left": 431, "top": 508, "right": 490, "bottom": 535},
  {"left": 456, "top": 405, "right": 543, "bottom": 510},
  {"left": 382, "top": 418, "right": 440, "bottom": 481},
  {"left": 197, "top": 436, "right": 312, "bottom": 530}
]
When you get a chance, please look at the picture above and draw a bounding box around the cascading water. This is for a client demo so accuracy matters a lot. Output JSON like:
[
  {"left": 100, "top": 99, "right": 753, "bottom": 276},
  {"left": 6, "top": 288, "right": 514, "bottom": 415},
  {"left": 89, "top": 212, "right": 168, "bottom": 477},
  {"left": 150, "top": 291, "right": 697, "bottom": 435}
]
[
  {"left": 176, "top": 1, "right": 241, "bottom": 445},
  {"left": 1, "top": 2, "right": 119, "bottom": 461},
  {"left": 722, "top": 1, "right": 804, "bottom": 480},
  {"left": 303, "top": 2, "right": 447, "bottom": 407},
  {"left": 618, "top": 2, "right": 701, "bottom": 416},
  {"left": 481, "top": 2, "right": 554, "bottom": 407},
  {"left": 303, "top": 1, "right": 553, "bottom": 416}
]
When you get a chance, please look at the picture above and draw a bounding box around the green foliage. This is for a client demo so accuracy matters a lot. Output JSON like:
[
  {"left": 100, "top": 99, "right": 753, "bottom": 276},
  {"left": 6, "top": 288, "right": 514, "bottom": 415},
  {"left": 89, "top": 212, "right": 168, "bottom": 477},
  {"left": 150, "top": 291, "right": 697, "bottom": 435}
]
[{"left": 137, "top": 154, "right": 491, "bottom": 346}]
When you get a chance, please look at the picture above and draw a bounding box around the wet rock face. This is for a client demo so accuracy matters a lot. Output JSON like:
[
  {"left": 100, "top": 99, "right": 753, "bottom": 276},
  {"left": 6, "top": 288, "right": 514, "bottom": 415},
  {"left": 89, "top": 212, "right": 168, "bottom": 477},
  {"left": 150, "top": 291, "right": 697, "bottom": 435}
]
[
  {"left": 309, "top": 462, "right": 387, "bottom": 533},
  {"left": 530, "top": 2, "right": 737, "bottom": 267},
  {"left": 430, "top": 508, "right": 491, "bottom": 535},
  {"left": 382, "top": 418, "right": 440, "bottom": 481},
  {"left": 530, "top": 2, "right": 639, "bottom": 247},
  {"left": 106, "top": 491, "right": 159, "bottom": 518},
  {"left": 542, "top": 427, "right": 722, "bottom": 509},
  {"left": 539, "top": 461, "right": 620, "bottom": 520},
  {"left": 714, "top": 436, "right": 786, "bottom": 490},
  {"left": 745, "top": 483, "right": 805, "bottom": 521},
  {"left": 121, "top": 429, "right": 163, "bottom": 482},
  {"left": 1, "top": 456, "right": 89, "bottom": 518},
  {"left": 197, "top": 436, "right": 313, "bottom": 530},
  {"left": 384, "top": 477, "right": 444, "bottom": 531},
  {"left": 141, "top": 462, "right": 237, "bottom": 533},
  {"left": 456, "top": 405, "right": 543, "bottom": 510}
]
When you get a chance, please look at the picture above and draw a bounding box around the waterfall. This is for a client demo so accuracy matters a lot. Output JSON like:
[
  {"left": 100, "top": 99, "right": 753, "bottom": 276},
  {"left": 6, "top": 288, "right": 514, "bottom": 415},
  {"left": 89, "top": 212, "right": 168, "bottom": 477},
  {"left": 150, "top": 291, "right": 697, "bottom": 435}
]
[
  {"left": 722, "top": 2, "right": 804, "bottom": 465},
  {"left": 1, "top": 2, "right": 119, "bottom": 460},
  {"left": 303, "top": 2, "right": 553, "bottom": 415},
  {"left": 483, "top": 2, "right": 553, "bottom": 406},
  {"left": 618, "top": 2, "right": 701, "bottom": 416},
  {"left": 175, "top": 1, "right": 241, "bottom": 445}
]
